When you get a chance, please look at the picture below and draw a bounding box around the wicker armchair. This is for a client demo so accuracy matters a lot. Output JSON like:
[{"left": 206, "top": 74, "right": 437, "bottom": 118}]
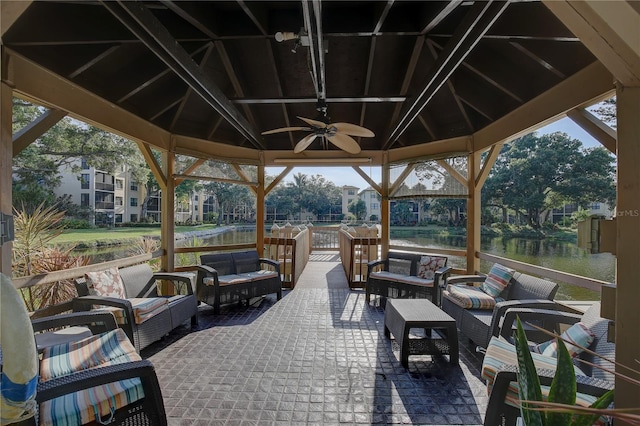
[
  {"left": 482, "top": 302, "right": 614, "bottom": 426},
  {"left": 74, "top": 263, "right": 198, "bottom": 351}
]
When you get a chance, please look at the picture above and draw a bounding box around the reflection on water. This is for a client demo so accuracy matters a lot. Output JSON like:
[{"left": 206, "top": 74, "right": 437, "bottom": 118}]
[{"left": 78, "top": 226, "right": 613, "bottom": 301}]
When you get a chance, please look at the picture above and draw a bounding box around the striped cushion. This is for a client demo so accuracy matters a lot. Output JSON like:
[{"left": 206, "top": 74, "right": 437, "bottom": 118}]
[
  {"left": 481, "top": 263, "right": 514, "bottom": 297},
  {"left": 40, "top": 329, "right": 140, "bottom": 382},
  {"left": 539, "top": 322, "right": 595, "bottom": 358},
  {"left": 128, "top": 298, "right": 168, "bottom": 325},
  {"left": 445, "top": 285, "right": 502, "bottom": 309},
  {"left": 39, "top": 329, "right": 145, "bottom": 425}
]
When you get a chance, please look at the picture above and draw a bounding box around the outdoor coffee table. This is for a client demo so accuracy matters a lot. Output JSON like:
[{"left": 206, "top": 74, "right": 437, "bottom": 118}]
[{"left": 384, "top": 298, "right": 459, "bottom": 368}]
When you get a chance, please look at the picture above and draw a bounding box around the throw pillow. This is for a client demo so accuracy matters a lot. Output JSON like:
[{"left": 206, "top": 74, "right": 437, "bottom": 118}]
[
  {"left": 417, "top": 256, "right": 447, "bottom": 280},
  {"left": 85, "top": 267, "right": 126, "bottom": 299},
  {"left": 532, "top": 322, "right": 595, "bottom": 358},
  {"left": 481, "top": 263, "right": 514, "bottom": 297}
]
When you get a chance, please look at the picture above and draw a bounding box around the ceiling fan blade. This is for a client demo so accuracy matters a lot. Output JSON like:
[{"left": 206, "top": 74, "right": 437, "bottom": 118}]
[
  {"left": 332, "top": 122, "right": 375, "bottom": 137},
  {"left": 326, "top": 133, "right": 361, "bottom": 154},
  {"left": 261, "top": 126, "right": 310, "bottom": 135},
  {"left": 297, "top": 116, "right": 327, "bottom": 129},
  {"left": 294, "top": 133, "right": 318, "bottom": 153}
]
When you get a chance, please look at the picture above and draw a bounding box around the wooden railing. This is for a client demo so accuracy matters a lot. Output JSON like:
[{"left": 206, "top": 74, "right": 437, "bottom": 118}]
[
  {"left": 264, "top": 228, "right": 310, "bottom": 288},
  {"left": 338, "top": 229, "right": 381, "bottom": 289},
  {"left": 308, "top": 225, "right": 340, "bottom": 251}
]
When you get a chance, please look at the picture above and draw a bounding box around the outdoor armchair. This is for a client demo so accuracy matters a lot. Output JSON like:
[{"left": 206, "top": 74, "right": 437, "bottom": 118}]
[{"left": 482, "top": 302, "right": 615, "bottom": 426}]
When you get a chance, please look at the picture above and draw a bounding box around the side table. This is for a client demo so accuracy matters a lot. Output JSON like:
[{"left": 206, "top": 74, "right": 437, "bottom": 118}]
[{"left": 384, "top": 298, "right": 459, "bottom": 368}]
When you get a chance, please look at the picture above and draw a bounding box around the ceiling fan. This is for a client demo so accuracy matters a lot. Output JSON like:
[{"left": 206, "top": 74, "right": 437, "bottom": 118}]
[{"left": 261, "top": 102, "right": 374, "bottom": 154}]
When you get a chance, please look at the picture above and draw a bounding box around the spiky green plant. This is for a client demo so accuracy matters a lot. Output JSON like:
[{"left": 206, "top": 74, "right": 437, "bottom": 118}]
[
  {"left": 128, "top": 237, "right": 161, "bottom": 270},
  {"left": 175, "top": 236, "right": 203, "bottom": 268},
  {"left": 514, "top": 317, "right": 628, "bottom": 426}
]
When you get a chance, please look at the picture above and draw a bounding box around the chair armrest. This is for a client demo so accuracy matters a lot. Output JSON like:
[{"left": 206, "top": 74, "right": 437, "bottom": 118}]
[
  {"left": 259, "top": 258, "right": 281, "bottom": 274},
  {"left": 32, "top": 311, "right": 118, "bottom": 334},
  {"left": 36, "top": 360, "right": 167, "bottom": 425},
  {"left": 72, "top": 296, "right": 135, "bottom": 343},
  {"left": 434, "top": 266, "right": 453, "bottom": 288},
  {"left": 195, "top": 265, "right": 219, "bottom": 290},
  {"left": 152, "top": 272, "right": 194, "bottom": 295},
  {"left": 367, "top": 259, "right": 388, "bottom": 275},
  {"left": 446, "top": 274, "right": 486, "bottom": 286},
  {"left": 488, "top": 300, "right": 563, "bottom": 341},
  {"left": 499, "top": 308, "right": 583, "bottom": 340},
  {"left": 486, "top": 364, "right": 614, "bottom": 426}
]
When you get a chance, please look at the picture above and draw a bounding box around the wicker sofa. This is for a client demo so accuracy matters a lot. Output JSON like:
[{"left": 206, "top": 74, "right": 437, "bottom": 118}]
[
  {"left": 366, "top": 251, "right": 451, "bottom": 307},
  {"left": 196, "top": 250, "right": 282, "bottom": 314},
  {"left": 74, "top": 263, "right": 198, "bottom": 351},
  {"left": 441, "top": 269, "right": 559, "bottom": 349},
  {"left": 482, "top": 302, "right": 614, "bottom": 426}
]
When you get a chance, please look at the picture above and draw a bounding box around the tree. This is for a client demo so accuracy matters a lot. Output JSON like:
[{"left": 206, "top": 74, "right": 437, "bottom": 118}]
[
  {"left": 483, "top": 132, "right": 616, "bottom": 228},
  {"left": 12, "top": 99, "right": 149, "bottom": 213},
  {"left": 429, "top": 198, "right": 466, "bottom": 226},
  {"left": 348, "top": 199, "right": 367, "bottom": 221}
]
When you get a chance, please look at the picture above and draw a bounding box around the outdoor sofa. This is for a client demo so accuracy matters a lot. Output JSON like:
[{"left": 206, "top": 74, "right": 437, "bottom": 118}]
[
  {"left": 74, "top": 263, "right": 198, "bottom": 351},
  {"left": 196, "top": 250, "right": 282, "bottom": 314},
  {"left": 441, "top": 264, "right": 559, "bottom": 349},
  {"left": 366, "top": 250, "right": 451, "bottom": 307},
  {"left": 481, "top": 302, "right": 614, "bottom": 426}
]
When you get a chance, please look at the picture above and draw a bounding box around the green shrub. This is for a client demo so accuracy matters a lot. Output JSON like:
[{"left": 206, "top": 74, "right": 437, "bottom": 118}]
[{"left": 60, "top": 218, "right": 94, "bottom": 229}]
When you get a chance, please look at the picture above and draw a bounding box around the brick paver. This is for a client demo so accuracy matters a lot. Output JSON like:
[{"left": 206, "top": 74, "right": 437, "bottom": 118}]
[{"left": 144, "top": 255, "right": 488, "bottom": 425}]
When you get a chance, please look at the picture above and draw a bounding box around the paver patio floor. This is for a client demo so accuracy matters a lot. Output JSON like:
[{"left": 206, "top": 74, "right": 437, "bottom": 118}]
[{"left": 143, "top": 253, "right": 489, "bottom": 425}]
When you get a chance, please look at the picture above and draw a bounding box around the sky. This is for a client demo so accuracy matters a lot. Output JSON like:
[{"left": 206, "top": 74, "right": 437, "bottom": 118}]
[{"left": 273, "top": 116, "right": 603, "bottom": 189}]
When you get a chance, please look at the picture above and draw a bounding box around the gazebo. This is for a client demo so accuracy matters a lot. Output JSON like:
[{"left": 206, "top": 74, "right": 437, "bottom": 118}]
[{"left": 1, "top": 0, "right": 639, "bottom": 412}]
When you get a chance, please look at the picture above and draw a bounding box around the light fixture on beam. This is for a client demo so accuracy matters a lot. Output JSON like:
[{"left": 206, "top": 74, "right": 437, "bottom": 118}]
[{"left": 273, "top": 158, "right": 371, "bottom": 165}]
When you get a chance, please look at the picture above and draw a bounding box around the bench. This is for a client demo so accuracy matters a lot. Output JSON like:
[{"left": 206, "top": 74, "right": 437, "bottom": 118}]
[
  {"left": 74, "top": 263, "right": 198, "bottom": 352},
  {"left": 366, "top": 251, "right": 451, "bottom": 307},
  {"left": 196, "top": 250, "right": 282, "bottom": 314},
  {"left": 440, "top": 264, "right": 559, "bottom": 350}
]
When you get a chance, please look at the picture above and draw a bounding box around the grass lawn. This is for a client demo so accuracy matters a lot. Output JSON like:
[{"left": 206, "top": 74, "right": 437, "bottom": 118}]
[{"left": 51, "top": 224, "right": 220, "bottom": 245}]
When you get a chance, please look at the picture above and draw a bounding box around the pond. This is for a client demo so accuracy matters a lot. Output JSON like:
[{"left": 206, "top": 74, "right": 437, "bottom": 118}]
[{"left": 79, "top": 226, "right": 612, "bottom": 301}]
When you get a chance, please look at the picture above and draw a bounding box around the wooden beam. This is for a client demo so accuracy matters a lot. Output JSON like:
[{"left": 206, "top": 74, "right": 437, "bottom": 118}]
[
  {"left": 543, "top": 0, "right": 640, "bottom": 86},
  {"left": 467, "top": 151, "right": 481, "bottom": 274},
  {"left": 13, "top": 108, "right": 67, "bottom": 156},
  {"left": 265, "top": 166, "right": 293, "bottom": 195},
  {"left": 232, "top": 164, "right": 258, "bottom": 195},
  {"left": 390, "top": 162, "right": 417, "bottom": 196},
  {"left": 475, "top": 143, "right": 502, "bottom": 188},
  {"left": 8, "top": 50, "right": 171, "bottom": 151},
  {"left": 175, "top": 158, "right": 205, "bottom": 186},
  {"left": 256, "top": 164, "right": 265, "bottom": 253},
  {"left": 0, "top": 82, "right": 13, "bottom": 274},
  {"left": 138, "top": 142, "right": 167, "bottom": 188},
  {"left": 173, "top": 174, "right": 257, "bottom": 187},
  {"left": 1, "top": 1, "right": 32, "bottom": 37},
  {"left": 388, "top": 136, "right": 471, "bottom": 164},
  {"left": 614, "top": 85, "right": 640, "bottom": 411},
  {"left": 566, "top": 108, "right": 617, "bottom": 154},
  {"left": 381, "top": 153, "right": 390, "bottom": 257},
  {"left": 173, "top": 134, "right": 260, "bottom": 165},
  {"left": 436, "top": 159, "right": 467, "bottom": 187},
  {"left": 473, "top": 61, "right": 614, "bottom": 152},
  {"left": 352, "top": 166, "right": 382, "bottom": 194},
  {"left": 160, "top": 151, "right": 175, "bottom": 271}
]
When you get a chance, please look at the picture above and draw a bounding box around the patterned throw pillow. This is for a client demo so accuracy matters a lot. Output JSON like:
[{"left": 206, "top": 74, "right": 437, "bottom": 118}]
[
  {"left": 417, "top": 256, "right": 447, "bottom": 279},
  {"left": 85, "top": 267, "right": 126, "bottom": 299},
  {"left": 481, "top": 263, "right": 514, "bottom": 297},
  {"left": 535, "top": 322, "right": 596, "bottom": 358}
]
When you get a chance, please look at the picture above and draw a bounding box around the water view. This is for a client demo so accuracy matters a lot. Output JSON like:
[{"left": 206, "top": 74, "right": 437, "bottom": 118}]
[{"left": 80, "top": 226, "right": 613, "bottom": 301}]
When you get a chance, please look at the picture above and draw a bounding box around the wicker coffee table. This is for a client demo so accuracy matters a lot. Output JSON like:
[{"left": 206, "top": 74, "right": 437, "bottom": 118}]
[{"left": 384, "top": 298, "right": 459, "bottom": 368}]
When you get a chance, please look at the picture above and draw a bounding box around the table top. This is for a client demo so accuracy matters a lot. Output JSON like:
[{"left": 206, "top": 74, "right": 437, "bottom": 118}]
[{"left": 386, "top": 299, "right": 455, "bottom": 323}]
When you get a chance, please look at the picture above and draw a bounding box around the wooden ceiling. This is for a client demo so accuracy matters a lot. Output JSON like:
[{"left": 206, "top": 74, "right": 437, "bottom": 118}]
[{"left": 2, "top": 1, "right": 599, "bottom": 156}]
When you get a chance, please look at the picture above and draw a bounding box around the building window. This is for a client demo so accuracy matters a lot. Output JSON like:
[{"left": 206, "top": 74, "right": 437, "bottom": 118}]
[
  {"left": 591, "top": 203, "right": 601, "bottom": 210},
  {"left": 80, "top": 173, "right": 90, "bottom": 189},
  {"left": 130, "top": 214, "right": 138, "bottom": 222},
  {"left": 194, "top": 195, "right": 199, "bottom": 201},
  {"left": 81, "top": 158, "right": 89, "bottom": 169},
  {"left": 115, "top": 196, "right": 123, "bottom": 206},
  {"left": 347, "top": 198, "right": 353, "bottom": 205},
  {"left": 115, "top": 214, "right": 123, "bottom": 223},
  {"left": 130, "top": 198, "right": 138, "bottom": 207},
  {"left": 130, "top": 182, "right": 138, "bottom": 191},
  {"left": 372, "top": 203, "right": 379, "bottom": 210},
  {"left": 348, "top": 190, "right": 355, "bottom": 195},
  {"left": 80, "top": 193, "right": 90, "bottom": 207},
  {"left": 116, "top": 179, "right": 123, "bottom": 190}
]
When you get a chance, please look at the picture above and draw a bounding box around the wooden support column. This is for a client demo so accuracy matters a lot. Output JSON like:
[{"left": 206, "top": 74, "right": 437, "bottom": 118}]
[
  {"left": 381, "top": 153, "right": 390, "bottom": 257},
  {"left": 256, "top": 164, "right": 265, "bottom": 255},
  {"left": 161, "top": 151, "right": 175, "bottom": 271},
  {"left": 0, "top": 81, "right": 13, "bottom": 274},
  {"left": 467, "top": 151, "right": 481, "bottom": 274},
  {"left": 615, "top": 84, "right": 640, "bottom": 411}
]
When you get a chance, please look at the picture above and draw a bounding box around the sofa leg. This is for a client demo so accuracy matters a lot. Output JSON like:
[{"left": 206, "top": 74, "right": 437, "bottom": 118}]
[{"left": 191, "top": 315, "right": 198, "bottom": 327}]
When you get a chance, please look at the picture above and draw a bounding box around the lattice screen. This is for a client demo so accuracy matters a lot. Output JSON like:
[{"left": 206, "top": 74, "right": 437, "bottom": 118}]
[{"left": 389, "top": 156, "right": 468, "bottom": 199}]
